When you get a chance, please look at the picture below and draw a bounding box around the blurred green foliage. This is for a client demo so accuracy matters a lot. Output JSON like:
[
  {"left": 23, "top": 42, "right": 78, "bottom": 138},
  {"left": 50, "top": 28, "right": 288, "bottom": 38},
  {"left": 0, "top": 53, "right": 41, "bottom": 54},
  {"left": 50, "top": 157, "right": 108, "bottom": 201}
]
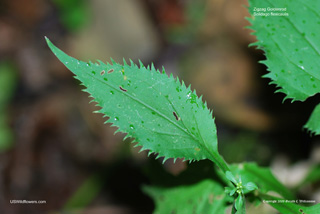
[
  {"left": 52, "top": 0, "right": 90, "bottom": 32},
  {"left": 64, "top": 174, "right": 103, "bottom": 210},
  {"left": 0, "top": 61, "right": 17, "bottom": 151}
]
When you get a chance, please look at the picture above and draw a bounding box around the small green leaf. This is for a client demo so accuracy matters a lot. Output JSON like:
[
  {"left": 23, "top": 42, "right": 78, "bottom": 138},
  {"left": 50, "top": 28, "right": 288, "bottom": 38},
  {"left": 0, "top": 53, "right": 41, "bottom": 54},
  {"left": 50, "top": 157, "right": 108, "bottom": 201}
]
[
  {"left": 243, "top": 182, "right": 258, "bottom": 192},
  {"left": 235, "top": 194, "right": 245, "bottom": 214},
  {"left": 143, "top": 180, "right": 230, "bottom": 214},
  {"left": 46, "top": 38, "right": 229, "bottom": 172},
  {"left": 304, "top": 103, "right": 320, "bottom": 135},
  {"left": 225, "top": 187, "right": 237, "bottom": 197},
  {"left": 225, "top": 186, "right": 233, "bottom": 195},
  {"left": 247, "top": 0, "right": 320, "bottom": 102}
]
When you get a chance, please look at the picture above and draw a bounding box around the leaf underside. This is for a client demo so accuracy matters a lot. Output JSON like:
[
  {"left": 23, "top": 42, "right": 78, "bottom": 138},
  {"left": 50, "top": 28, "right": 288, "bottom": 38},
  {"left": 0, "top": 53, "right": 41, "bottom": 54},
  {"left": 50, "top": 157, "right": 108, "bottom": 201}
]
[
  {"left": 46, "top": 38, "right": 227, "bottom": 169},
  {"left": 143, "top": 180, "right": 230, "bottom": 214},
  {"left": 247, "top": 0, "right": 320, "bottom": 134}
]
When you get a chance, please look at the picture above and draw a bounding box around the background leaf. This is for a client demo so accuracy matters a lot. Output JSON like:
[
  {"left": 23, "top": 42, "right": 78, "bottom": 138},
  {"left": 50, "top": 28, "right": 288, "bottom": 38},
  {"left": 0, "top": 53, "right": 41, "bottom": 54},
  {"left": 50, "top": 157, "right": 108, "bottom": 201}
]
[
  {"left": 0, "top": 61, "right": 16, "bottom": 151},
  {"left": 247, "top": 0, "right": 320, "bottom": 135},
  {"left": 143, "top": 180, "right": 231, "bottom": 214},
  {"left": 304, "top": 103, "right": 320, "bottom": 135},
  {"left": 247, "top": 0, "right": 320, "bottom": 102},
  {"left": 296, "top": 164, "right": 320, "bottom": 189},
  {"left": 46, "top": 38, "right": 229, "bottom": 172},
  {"left": 260, "top": 194, "right": 320, "bottom": 214}
]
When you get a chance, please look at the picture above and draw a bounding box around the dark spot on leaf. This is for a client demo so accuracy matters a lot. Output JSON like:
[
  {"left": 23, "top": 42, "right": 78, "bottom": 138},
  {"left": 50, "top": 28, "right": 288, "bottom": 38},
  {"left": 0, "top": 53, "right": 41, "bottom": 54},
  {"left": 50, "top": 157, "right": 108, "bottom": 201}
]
[
  {"left": 299, "top": 209, "right": 303, "bottom": 212},
  {"left": 119, "top": 86, "right": 127, "bottom": 92},
  {"left": 104, "top": 77, "right": 108, "bottom": 81},
  {"left": 173, "top": 112, "right": 180, "bottom": 121},
  {"left": 91, "top": 71, "right": 96, "bottom": 75},
  {"left": 171, "top": 210, "right": 176, "bottom": 214},
  {"left": 107, "top": 69, "right": 114, "bottom": 74},
  {"left": 100, "top": 70, "right": 105, "bottom": 75}
]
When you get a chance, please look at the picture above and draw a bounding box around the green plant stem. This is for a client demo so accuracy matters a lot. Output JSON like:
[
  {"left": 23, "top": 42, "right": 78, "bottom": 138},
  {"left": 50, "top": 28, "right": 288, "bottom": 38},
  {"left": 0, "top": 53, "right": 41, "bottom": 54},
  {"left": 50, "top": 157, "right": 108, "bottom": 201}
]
[{"left": 212, "top": 154, "right": 230, "bottom": 174}]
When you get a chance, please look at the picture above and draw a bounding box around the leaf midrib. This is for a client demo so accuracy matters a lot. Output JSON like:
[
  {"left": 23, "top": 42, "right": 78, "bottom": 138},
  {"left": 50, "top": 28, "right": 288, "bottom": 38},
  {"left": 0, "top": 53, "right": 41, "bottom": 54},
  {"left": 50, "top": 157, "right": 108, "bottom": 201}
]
[{"left": 88, "top": 70, "right": 198, "bottom": 139}]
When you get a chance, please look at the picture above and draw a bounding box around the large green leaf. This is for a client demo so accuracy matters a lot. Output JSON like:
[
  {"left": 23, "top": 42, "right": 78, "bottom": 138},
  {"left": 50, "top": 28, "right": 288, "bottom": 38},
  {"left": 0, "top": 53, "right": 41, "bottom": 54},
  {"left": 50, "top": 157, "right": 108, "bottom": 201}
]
[
  {"left": 143, "top": 180, "right": 231, "bottom": 214},
  {"left": 247, "top": 0, "right": 320, "bottom": 135},
  {"left": 46, "top": 38, "right": 229, "bottom": 172},
  {"left": 304, "top": 103, "right": 320, "bottom": 135},
  {"left": 247, "top": 0, "right": 320, "bottom": 102}
]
